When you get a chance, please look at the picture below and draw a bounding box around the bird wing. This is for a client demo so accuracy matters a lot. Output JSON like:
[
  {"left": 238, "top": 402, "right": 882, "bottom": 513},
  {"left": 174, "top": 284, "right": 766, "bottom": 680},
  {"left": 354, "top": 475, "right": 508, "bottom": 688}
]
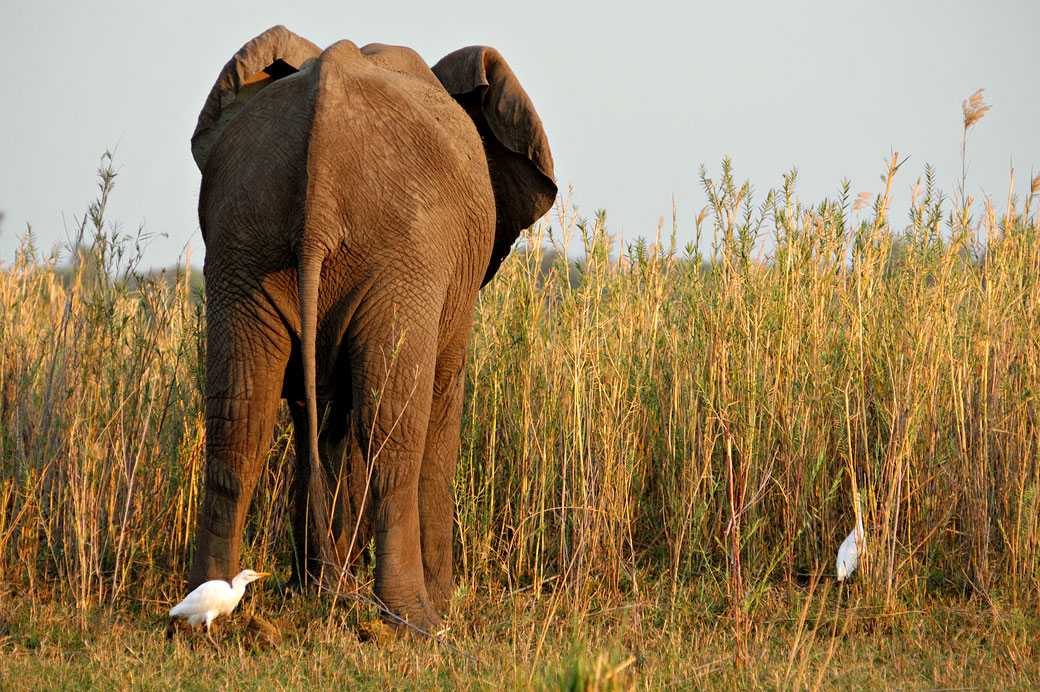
[
  {"left": 170, "top": 581, "right": 232, "bottom": 618},
  {"left": 835, "top": 527, "right": 860, "bottom": 579}
]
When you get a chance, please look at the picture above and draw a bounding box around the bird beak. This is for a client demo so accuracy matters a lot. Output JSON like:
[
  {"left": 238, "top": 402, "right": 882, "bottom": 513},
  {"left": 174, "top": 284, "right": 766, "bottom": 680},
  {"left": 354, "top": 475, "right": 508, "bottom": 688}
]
[{"left": 256, "top": 572, "right": 271, "bottom": 578}]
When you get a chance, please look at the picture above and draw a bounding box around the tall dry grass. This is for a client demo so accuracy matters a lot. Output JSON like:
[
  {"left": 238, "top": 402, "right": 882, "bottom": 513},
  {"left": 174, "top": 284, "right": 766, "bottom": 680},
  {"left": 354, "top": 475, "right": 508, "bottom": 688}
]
[
  {"left": 2, "top": 111, "right": 1039, "bottom": 638},
  {"left": 460, "top": 149, "right": 1040, "bottom": 626},
  {"left": 0, "top": 155, "right": 204, "bottom": 609}
]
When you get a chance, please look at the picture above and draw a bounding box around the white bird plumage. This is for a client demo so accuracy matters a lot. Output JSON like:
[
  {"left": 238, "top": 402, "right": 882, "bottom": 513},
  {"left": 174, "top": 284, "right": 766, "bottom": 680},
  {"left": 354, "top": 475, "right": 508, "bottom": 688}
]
[
  {"left": 836, "top": 500, "right": 864, "bottom": 581},
  {"left": 169, "top": 569, "right": 269, "bottom": 633}
]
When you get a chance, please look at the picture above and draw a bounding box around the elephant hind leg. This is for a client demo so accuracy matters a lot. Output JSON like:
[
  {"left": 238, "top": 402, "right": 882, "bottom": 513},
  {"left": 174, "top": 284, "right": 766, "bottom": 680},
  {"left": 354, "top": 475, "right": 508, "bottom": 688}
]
[
  {"left": 348, "top": 310, "right": 442, "bottom": 633},
  {"left": 419, "top": 344, "right": 467, "bottom": 613},
  {"left": 189, "top": 296, "right": 291, "bottom": 589}
]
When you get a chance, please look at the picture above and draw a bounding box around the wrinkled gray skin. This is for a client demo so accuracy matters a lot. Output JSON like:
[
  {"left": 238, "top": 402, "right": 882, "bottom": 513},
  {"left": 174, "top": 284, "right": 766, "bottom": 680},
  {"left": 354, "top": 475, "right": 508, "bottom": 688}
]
[{"left": 187, "top": 26, "right": 555, "bottom": 632}]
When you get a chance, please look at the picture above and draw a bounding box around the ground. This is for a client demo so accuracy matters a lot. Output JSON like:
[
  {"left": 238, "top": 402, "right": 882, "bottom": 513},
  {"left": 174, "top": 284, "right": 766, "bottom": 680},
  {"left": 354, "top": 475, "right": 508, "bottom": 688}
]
[{"left": 2, "top": 579, "right": 1037, "bottom": 690}]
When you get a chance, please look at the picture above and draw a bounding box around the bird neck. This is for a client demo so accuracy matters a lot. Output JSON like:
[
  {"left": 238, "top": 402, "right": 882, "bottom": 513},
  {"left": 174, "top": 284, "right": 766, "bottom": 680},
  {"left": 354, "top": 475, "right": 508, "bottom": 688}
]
[{"left": 230, "top": 578, "right": 248, "bottom": 596}]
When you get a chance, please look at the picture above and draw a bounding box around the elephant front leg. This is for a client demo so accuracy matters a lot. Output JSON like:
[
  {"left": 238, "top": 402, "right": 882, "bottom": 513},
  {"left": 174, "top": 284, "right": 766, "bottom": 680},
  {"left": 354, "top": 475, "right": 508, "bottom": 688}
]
[
  {"left": 188, "top": 301, "right": 290, "bottom": 589},
  {"left": 419, "top": 353, "right": 466, "bottom": 613},
  {"left": 289, "top": 399, "right": 372, "bottom": 587}
]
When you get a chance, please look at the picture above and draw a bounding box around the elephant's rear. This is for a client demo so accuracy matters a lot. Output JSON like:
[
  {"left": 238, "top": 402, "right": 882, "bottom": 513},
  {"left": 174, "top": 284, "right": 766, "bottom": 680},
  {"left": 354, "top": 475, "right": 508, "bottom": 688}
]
[
  {"left": 198, "top": 67, "right": 318, "bottom": 270},
  {"left": 301, "top": 40, "right": 495, "bottom": 275}
]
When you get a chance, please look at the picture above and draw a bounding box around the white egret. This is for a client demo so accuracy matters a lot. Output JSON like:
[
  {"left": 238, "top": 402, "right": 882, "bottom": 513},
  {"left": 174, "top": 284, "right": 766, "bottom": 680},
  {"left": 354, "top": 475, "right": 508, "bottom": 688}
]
[
  {"left": 169, "top": 569, "right": 270, "bottom": 636},
  {"left": 836, "top": 500, "right": 864, "bottom": 581}
]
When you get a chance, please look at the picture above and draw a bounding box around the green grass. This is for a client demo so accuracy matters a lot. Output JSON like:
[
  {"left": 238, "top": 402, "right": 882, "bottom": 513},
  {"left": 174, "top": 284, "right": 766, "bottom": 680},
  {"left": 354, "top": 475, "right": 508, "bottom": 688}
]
[
  {"left": 3, "top": 579, "right": 1039, "bottom": 690},
  {"left": 3, "top": 97, "right": 1040, "bottom": 688}
]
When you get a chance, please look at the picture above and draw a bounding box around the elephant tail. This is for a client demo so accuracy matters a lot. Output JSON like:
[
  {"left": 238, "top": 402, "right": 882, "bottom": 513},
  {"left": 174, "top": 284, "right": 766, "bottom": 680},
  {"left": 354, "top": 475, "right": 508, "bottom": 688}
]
[{"left": 298, "top": 247, "right": 337, "bottom": 585}]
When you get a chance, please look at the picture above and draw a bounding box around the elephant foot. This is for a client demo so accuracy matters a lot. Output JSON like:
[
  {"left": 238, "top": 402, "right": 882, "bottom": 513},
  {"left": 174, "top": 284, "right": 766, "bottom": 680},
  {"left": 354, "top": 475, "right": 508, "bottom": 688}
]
[{"left": 381, "top": 593, "right": 444, "bottom": 638}]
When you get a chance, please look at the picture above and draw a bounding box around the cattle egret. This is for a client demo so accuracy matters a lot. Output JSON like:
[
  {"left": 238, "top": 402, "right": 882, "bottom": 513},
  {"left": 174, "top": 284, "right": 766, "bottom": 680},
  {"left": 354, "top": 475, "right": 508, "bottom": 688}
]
[
  {"left": 836, "top": 506, "right": 864, "bottom": 581},
  {"left": 169, "top": 569, "right": 270, "bottom": 635}
]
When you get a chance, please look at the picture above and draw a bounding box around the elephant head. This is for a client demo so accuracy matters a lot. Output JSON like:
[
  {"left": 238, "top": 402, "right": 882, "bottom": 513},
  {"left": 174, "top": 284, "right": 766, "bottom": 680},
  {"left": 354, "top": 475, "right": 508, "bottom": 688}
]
[{"left": 186, "top": 26, "right": 556, "bottom": 633}]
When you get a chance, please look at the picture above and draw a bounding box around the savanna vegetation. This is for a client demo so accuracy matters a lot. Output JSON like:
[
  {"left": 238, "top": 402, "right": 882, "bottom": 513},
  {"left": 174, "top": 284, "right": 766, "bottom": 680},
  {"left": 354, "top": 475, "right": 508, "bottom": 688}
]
[{"left": 2, "top": 92, "right": 1040, "bottom": 689}]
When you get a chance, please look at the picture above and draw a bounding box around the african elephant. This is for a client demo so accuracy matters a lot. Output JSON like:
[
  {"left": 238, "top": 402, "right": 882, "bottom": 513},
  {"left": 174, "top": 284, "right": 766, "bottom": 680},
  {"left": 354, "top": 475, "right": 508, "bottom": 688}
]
[{"left": 187, "top": 25, "right": 555, "bottom": 632}]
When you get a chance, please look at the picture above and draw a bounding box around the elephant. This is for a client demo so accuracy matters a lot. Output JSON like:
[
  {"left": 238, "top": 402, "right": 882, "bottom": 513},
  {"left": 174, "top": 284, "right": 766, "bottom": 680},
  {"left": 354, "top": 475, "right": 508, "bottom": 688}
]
[{"left": 186, "top": 25, "right": 556, "bottom": 632}]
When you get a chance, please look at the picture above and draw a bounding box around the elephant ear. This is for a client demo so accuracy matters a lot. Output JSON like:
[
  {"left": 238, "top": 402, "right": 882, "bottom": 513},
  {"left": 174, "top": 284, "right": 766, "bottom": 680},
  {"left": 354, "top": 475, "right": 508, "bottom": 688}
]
[
  {"left": 432, "top": 47, "right": 557, "bottom": 286},
  {"left": 191, "top": 25, "right": 321, "bottom": 172}
]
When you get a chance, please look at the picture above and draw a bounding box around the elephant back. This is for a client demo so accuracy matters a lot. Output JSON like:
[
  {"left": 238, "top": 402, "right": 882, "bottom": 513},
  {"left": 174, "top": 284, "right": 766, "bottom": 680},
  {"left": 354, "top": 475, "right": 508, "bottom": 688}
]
[{"left": 192, "top": 25, "right": 322, "bottom": 172}]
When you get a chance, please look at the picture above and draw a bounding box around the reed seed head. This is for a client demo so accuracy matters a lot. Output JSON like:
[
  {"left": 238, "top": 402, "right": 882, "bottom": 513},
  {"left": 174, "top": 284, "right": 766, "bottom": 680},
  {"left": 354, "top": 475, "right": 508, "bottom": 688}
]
[{"left": 962, "top": 88, "right": 991, "bottom": 130}]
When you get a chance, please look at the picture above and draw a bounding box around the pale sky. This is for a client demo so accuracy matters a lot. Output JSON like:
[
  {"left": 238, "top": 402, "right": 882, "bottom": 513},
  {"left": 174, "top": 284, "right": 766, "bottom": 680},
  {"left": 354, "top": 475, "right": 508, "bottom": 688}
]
[{"left": 2, "top": 0, "right": 1038, "bottom": 269}]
